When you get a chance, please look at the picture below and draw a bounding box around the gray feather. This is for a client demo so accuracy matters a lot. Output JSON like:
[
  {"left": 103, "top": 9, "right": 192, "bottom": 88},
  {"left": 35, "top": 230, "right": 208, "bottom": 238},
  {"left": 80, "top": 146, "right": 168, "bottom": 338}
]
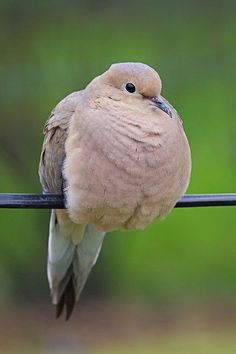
[
  {"left": 73, "top": 224, "right": 105, "bottom": 300},
  {"left": 47, "top": 209, "right": 105, "bottom": 319}
]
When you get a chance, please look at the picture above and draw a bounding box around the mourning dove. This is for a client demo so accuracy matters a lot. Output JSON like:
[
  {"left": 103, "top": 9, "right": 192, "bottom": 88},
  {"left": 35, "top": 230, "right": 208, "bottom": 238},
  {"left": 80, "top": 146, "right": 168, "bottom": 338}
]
[{"left": 39, "top": 62, "right": 191, "bottom": 320}]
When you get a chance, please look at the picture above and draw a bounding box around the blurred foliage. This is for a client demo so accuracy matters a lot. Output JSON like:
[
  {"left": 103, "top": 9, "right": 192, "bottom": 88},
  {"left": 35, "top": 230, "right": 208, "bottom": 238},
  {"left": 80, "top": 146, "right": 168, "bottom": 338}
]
[
  {"left": 3, "top": 331, "right": 236, "bottom": 353},
  {"left": 95, "top": 333, "right": 236, "bottom": 354},
  {"left": 0, "top": 0, "right": 236, "bottom": 304}
]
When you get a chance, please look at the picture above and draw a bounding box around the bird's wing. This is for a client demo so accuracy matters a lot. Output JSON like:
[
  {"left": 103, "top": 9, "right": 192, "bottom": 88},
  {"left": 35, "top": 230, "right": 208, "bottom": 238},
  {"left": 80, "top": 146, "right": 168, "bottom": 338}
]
[
  {"left": 39, "top": 90, "right": 106, "bottom": 320},
  {"left": 39, "top": 91, "right": 81, "bottom": 194}
]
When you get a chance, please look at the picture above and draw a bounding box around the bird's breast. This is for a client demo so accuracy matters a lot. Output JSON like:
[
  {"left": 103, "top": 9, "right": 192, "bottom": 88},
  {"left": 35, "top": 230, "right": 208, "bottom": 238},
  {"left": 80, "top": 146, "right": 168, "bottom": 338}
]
[{"left": 64, "top": 104, "right": 191, "bottom": 231}]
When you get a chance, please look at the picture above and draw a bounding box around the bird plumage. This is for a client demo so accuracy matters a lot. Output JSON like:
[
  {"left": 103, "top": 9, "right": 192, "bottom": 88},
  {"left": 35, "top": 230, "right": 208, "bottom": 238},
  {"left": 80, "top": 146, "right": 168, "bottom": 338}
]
[
  {"left": 39, "top": 90, "right": 106, "bottom": 319},
  {"left": 39, "top": 62, "right": 191, "bottom": 319}
]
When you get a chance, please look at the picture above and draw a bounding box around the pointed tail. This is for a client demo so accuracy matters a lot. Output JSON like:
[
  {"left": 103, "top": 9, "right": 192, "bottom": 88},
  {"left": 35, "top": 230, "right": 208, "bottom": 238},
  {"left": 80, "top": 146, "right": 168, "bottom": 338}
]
[{"left": 47, "top": 209, "right": 105, "bottom": 320}]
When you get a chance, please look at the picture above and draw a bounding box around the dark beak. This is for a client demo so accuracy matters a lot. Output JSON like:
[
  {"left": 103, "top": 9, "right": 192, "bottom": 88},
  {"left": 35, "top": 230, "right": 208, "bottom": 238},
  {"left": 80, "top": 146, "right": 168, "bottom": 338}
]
[{"left": 151, "top": 97, "right": 172, "bottom": 118}]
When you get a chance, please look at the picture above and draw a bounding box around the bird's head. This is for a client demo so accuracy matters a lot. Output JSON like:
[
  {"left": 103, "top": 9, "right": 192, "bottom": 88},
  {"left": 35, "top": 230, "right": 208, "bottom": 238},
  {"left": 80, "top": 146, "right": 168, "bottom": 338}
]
[{"left": 85, "top": 62, "right": 172, "bottom": 118}]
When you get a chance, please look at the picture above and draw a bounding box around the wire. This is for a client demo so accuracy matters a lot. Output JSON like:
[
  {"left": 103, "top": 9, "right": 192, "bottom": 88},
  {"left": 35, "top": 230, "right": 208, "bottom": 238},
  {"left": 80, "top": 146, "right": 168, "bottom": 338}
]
[{"left": 0, "top": 193, "right": 236, "bottom": 209}]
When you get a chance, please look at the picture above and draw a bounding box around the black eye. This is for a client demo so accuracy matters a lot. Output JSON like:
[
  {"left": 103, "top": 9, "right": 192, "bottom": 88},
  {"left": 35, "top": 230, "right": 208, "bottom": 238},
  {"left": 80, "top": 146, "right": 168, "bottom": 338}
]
[{"left": 125, "top": 83, "right": 136, "bottom": 93}]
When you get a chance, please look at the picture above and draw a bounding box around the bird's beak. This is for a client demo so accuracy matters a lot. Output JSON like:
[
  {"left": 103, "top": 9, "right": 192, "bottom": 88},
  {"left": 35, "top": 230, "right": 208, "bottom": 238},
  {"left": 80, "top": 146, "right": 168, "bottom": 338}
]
[{"left": 151, "top": 97, "right": 172, "bottom": 118}]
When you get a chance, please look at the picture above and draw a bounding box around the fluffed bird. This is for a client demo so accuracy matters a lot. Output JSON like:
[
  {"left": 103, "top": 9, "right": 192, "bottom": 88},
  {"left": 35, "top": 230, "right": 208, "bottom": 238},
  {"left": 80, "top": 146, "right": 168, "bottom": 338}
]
[{"left": 39, "top": 62, "right": 191, "bottom": 320}]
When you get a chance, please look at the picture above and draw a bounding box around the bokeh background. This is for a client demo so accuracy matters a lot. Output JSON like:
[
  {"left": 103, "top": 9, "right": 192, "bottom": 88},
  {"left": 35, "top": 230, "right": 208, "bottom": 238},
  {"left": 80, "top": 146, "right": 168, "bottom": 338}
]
[{"left": 1, "top": 0, "right": 236, "bottom": 353}]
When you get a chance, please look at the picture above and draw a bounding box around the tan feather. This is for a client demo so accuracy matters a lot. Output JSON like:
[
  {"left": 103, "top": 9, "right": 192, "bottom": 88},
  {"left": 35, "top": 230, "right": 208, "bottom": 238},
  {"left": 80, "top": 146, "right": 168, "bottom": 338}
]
[{"left": 39, "top": 62, "right": 191, "bottom": 319}]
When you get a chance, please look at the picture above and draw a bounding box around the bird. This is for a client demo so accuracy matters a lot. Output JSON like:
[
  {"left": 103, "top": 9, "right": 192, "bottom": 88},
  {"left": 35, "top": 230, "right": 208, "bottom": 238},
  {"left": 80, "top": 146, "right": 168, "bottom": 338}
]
[{"left": 39, "top": 62, "right": 191, "bottom": 320}]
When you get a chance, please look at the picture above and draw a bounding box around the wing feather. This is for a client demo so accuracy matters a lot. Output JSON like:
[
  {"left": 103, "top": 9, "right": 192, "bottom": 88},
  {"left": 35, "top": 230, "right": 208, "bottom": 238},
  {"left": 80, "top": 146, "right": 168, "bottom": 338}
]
[{"left": 39, "top": 91, "right": 81, "bottom": 193}]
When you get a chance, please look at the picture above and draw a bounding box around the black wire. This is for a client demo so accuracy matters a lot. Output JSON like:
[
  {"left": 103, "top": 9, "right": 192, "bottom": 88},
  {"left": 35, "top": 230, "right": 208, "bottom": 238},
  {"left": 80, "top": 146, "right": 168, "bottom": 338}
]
[{"left": 0, "top": 193, "right": 236, "bottom": 209}]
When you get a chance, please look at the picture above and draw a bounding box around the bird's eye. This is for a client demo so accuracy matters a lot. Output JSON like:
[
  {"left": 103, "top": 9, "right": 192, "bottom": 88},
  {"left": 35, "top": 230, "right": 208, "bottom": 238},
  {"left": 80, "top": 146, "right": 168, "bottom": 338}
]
[{"left": 125, "top": 83, "right": 136, "bottom": 93}]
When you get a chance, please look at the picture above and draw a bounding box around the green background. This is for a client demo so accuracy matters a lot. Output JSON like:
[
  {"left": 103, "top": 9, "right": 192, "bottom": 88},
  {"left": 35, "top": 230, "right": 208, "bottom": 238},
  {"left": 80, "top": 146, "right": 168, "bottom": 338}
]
[{"left": 0, "top": 1, "right": 236, "bottom": 352}]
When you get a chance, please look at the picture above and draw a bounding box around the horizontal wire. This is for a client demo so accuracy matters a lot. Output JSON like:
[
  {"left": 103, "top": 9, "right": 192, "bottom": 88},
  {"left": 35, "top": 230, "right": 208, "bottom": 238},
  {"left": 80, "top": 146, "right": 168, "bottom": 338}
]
[{"left": 0, "top": 193, "right": 236, "bottom": 209}]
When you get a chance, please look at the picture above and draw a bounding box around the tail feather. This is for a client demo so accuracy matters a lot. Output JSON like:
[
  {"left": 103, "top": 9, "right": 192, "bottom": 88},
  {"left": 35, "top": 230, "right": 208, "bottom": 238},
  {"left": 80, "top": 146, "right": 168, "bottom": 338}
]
[
  {"left": 73, "top": 224, "right": 105, "bottom": 300},
  {"left": 48, "top": 210, "right": 77, "bottom": 304},
  {"left": 56, "top": 293, "right": 65, "bottom": 319},
  {"left": 55, "top": 267, "right": 76, "bottom": 320},
  {"left": 47, "top": 210, "right": 105, "bottom": 320}
]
